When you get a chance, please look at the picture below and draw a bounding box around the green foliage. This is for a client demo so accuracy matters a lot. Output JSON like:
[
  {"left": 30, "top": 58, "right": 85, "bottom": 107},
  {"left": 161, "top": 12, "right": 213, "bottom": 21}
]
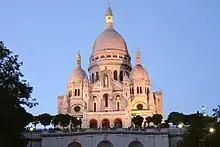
[
  {"left": 177, "top": 108, "right": 220, "bottom": 147},
  {"left": 51, "top": 115, "right": 60, "bottom": 128},
  {"left": 152, "top": 114, "right": 163, "bottom": 126},
  {"left": 145, "top": 116, "right": 153, "bottom": 127},
  {"left": 0, "top": 41, "right": 37, "bottom": 147},
  {"left": 132, "top": 115, "right": 144, "bottom": 127},
  {"left": 167, "top": 112, "right": 185, "bottom": 125},
  {"left": 213, "top": 105, "right": 220, "bottom": 121},
  {"left": 71, "top": 116, "right": 82, "bottom": 129},
  {"left": 38, "top": 113, "right": 52, "bottom": 129},
  {"left": 59, "top": 114, "right": 71, "bottom": 128},
  {"left": 159, "top": 120, "right": 170, "bottom": 128},
  {"left": 32, "top": 116, "right": 39, "bottom": 129}
]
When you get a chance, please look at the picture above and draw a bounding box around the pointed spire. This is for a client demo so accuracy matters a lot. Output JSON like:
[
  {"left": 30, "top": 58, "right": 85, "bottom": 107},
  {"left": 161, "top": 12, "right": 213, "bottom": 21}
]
[
  {"left": 136, "top": 48, "right": 141, "bottom": 65},
  {"left": 105, "top": 2, "right": 114, "bottom": 30},
  {"left": 76, "top": 50, "right": 81, "bottom": 67}
]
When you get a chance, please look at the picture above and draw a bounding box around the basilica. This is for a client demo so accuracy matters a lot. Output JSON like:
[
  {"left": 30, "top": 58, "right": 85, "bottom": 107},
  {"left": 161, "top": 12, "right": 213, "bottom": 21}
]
[
  {"left": 57, "top": 5, "right": 163, "bottom": 129},
  {"left": 25, "top": 5, "right": 185, "bottom": 147}
]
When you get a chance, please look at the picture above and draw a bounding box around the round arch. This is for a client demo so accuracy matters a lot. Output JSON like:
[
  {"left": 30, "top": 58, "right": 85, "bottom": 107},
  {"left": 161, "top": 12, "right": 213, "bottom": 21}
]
[
  {"left": 97, "top": 140, "right": 113, "bottom": 147},
  {"left": 132, "top": 101, "right": 147, "bottom": 110},
  {"left": 128, "top": 141, "right": 144, "bottom": 147},
  {"left": 102, "top": 119, "right": 110, "bottom": 128},
  {"left": 67, "top": 142, "right": 82, "bottom": 147},
  {"left": 89, "top": 119, "right": 98, "bottom": 128},
  {"left": 114, "top": 118, "right": 122, "bottom": 128}
]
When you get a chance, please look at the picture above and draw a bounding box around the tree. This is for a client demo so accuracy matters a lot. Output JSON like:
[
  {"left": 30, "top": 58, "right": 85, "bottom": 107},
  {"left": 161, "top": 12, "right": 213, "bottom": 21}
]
[
  {"left": 145, "top": 116, "right": 153, "bottom": 127},
  {"left": 152, "top": 114, "right": 163, "bottom": 126},
  {"left": 167, "top": 112, "right": 185, "bottom": 126},
  {"left": 0, "top": 41, "right": 38, "bottom": 147},
  {"left": 38, "top": 113, "right": 52, "bottom": 129},
  {"left": 159, "top": 119, "right": 170, "bottom": 128},
  {"left": 59, "top": 114, "right": 71, "bottom": 129},
  {"left": 177, "top": 110, "right": 220, "bottom": 147},
  {"left": 213, "top": 105, "right": 220, "bottom": 121},
  {"left": 32, "top": 116, "right": 39, "bottom": 130},
  {"left": 51, "top": 115, "right": 60, "bottom": 129},
  {"left": 132, "top": 115, "right": 144, "bottom": 128}
]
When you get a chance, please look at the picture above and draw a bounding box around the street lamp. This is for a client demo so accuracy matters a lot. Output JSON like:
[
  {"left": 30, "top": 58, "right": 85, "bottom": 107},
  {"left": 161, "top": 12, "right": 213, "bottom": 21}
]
[
  {"left": 178, "top": 123, "right": 183, "bottom": 128},
  {"left": 29, "top": 127, "right": 34, "bottom": 147},
  {"left": 209, "top": 127, "right": 215, "bottom": 133}
]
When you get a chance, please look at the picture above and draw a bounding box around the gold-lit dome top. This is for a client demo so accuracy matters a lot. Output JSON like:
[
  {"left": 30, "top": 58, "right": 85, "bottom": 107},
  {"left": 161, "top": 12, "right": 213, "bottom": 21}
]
[{"left": 92, "top": 6, "right": 128, "bottom": 54}]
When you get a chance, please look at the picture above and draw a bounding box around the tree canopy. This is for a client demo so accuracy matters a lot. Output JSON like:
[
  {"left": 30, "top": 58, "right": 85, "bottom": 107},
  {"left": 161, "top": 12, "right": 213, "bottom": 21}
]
[{"left": 0, "top": 41, "right": 38, "bottom": 147}]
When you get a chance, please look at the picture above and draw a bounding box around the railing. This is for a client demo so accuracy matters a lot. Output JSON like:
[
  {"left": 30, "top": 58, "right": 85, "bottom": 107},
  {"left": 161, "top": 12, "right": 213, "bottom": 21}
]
[
  {"left": 88, "top": 110, "right": 125, "bottom": 112},
  {"left": 24, "top": 127, "right": 186, "bottom": 138}
]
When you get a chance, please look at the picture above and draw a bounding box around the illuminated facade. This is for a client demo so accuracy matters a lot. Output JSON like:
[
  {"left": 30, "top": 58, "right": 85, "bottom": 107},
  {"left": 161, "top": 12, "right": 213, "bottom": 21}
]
[{"left": 57, "top": 6, "right": 163, "bottom": 129}]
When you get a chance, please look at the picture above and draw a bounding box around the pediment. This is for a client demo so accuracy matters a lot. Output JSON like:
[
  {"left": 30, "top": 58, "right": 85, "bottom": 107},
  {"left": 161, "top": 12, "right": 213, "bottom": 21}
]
[
  {"left": 91, "top": 80, "right": 101, "bottom": 89},
  {"left": 112, "top": 80, "right": 123, "bottom": 90}
]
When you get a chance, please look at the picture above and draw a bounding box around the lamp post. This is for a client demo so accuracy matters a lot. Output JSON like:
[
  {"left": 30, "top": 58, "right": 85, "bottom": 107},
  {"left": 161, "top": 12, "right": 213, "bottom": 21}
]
[
  {"left": 209, "top": 127, "right": 215, "bottom": 133},
  {"left": 29, "top": 127, "right": 34, "bottom": 147}
]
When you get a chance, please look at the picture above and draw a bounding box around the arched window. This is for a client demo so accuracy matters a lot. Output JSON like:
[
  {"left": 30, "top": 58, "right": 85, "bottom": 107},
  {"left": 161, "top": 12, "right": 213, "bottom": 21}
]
[
  {"left": 137, "top": 87, "right": 139, "bottom": 94},
  {"left": 103, "top": 94, "right": 108, "bottom": 107},
  {"left": 119, "top": 71, "right": 123, "bottom": 81},
  {"left": 91, "top": 73, "right": 94, "bottom": 83},
  {"left": 113, "top": 70, "right": 117, "bottom": 80},
  {"left": 140, "top": 87, "right": 142, "bottom": 93},
  {"left": 96, "top": 72, "right": 99, "bottom": 81},
  {"left": 117, "top": 102, "right": 120, "bottom": 111},
  {"left": 74, "top": 89, "right": 77, "bottom": 96},
  {"left": 94, "top": 103, "right": 96, "bottom": 112},
  {"left": 132, "top": 87, "right": 134, "bottom": 94},
  {"left": 77, "top": 89, "right": 80, "bottom": 96}
]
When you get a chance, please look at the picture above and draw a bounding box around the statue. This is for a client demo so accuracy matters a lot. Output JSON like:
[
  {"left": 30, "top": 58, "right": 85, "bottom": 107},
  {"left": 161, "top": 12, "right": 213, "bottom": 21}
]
[
  {"left": 104, "top": 75, "right": 109, "bottom": 87},
  {"left": 84, "top": 101, "right": 87, "bottom": 110}
]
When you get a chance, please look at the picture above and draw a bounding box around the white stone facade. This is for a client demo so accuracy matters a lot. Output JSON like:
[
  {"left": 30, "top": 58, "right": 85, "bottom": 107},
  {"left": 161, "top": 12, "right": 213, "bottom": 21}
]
[
  {"left": 25, "top": 128, "right": 185, "bottom": 147},
  {"left": 57, "top": 6, "right": 163, "bottom": 129}
]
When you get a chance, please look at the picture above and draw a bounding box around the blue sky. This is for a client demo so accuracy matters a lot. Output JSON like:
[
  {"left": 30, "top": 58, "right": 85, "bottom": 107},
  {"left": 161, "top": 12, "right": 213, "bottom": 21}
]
[{"left": 0, "top": 0, "right": 219, "bottom": 117}]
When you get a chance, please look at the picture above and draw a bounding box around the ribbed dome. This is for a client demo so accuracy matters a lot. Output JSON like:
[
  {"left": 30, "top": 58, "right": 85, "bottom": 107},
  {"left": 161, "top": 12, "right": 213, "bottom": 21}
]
[
  {"left": 92, "top": 29, "right": 128, "bottom": 53},
  {"left": 131, "top": 64, "right": 150, "bottom": 81},
  {"left": 69, "top": 66, "right": 88, "bottom": 82}
]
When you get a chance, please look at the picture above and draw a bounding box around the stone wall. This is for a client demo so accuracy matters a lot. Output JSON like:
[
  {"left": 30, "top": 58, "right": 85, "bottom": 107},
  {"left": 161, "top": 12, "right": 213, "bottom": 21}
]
[{"left": 24, "top": 128, "right": 185, "bottom": 147}]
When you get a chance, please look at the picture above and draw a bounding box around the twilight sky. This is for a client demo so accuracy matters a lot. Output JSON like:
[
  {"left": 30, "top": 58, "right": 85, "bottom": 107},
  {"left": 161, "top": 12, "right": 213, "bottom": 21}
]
[{"left": 0, "top": 0, "right": 219, "bottom": 117}]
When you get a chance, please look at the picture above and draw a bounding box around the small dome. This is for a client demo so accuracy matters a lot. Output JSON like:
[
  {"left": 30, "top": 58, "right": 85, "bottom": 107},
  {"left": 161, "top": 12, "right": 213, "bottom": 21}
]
[
  {"left": 69, "top": 66, "right": 88, "bottom": 82},
  {"left": 131, "top": 64, "right": 150, "bottom": 81},
  {"left": 69, "top": 52, "right": 88, "bottom": 82},
  {"left": 92, "top": 29, "right": 128, "bottom": 53}
]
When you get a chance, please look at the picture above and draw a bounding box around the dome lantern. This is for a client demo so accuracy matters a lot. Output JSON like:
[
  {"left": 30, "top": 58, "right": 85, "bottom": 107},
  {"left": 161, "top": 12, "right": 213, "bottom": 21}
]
[
  {"left": 105, "top": 6, "right": 114, "bottom": 30},
  {"left": 136, "top": 49, "right": 141, "bottom": 65},
  {"left": 76, "top": 51, "right": 81, "bottom": 67}
]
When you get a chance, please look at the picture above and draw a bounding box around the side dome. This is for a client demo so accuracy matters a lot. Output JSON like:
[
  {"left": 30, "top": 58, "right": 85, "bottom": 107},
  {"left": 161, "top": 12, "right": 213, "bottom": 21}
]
[
  {"left": 92, "top": 29, "right": 128, "bottom": 53},
  {"left": 69, "top": 52, "right": 88, "bottom": 82},
  {"left": 131, "top": 64, "right": 150, "bottom": 81},
  {"left": 69, "top": 67, "right": 88, "bottom": 82},
  {"left": 131, "top": 49, "right": 150, "bottom": 81}
]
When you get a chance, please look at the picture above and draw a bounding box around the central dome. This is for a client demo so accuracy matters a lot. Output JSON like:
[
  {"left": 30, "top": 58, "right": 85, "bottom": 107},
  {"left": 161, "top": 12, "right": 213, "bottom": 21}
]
[
  {"left": 92, "top": 6, "right": 128, "bottom": 54},
  {"left": 92, "top": 28, "right": 128, "bottom": 54}
]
